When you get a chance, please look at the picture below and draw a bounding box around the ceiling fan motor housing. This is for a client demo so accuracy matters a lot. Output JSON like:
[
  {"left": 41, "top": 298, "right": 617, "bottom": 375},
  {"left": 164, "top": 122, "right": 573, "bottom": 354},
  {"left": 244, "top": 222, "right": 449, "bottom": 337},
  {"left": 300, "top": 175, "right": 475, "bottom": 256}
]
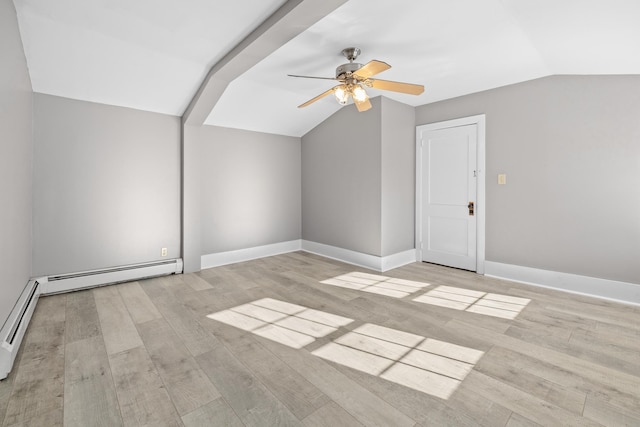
[{"left": 336, "top": 62, "right": 363, "bottom": 79}]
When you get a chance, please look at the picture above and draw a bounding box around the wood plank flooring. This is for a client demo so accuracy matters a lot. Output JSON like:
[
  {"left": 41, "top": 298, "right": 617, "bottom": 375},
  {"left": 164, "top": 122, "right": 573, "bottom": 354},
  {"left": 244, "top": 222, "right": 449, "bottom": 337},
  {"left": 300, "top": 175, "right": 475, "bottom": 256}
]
[{"left": 1, "top": 251, "right": 639, "bottom": 426}]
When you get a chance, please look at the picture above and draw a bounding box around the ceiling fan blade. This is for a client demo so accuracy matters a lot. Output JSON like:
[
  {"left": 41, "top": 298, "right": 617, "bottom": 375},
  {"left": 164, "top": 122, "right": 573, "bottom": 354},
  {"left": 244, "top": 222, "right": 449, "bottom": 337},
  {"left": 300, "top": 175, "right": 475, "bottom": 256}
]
[
  {"left": 369, "top": 78, "right": 424, "bottom": 95},
  {"left": 353, "top": 60, "right": 391, "bottom": 79},
  {"left": 298, "top": 86, "right": 339, "bottom": 108},
  {"left": 353, "top": 97, "right": 372, "bottom": 112},
  {"left": 288, "top": 74, "right": 339, "bottom": 81}
]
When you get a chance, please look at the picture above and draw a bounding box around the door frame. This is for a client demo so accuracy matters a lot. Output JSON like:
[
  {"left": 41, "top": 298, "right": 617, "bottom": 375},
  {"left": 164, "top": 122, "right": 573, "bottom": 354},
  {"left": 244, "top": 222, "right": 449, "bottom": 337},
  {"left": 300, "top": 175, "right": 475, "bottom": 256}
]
[{"left": 415, "top": 114, "right": 486, "bottom": 274}]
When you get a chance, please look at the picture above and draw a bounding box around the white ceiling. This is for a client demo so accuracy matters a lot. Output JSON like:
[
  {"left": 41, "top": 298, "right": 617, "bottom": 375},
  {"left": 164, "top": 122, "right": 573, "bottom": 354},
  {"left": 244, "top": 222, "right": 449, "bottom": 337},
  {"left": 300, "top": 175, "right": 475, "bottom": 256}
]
[{"left": 14, "top": 0, "right": 640, "bottom": 137}]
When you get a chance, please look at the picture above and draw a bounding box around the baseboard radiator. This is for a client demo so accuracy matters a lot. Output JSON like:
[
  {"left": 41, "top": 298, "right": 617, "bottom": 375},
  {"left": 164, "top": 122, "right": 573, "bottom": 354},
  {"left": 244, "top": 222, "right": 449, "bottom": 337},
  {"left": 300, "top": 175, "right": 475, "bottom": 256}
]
[
  {"left": 42, "top": 259, "right": 184, "bottom": 295},
  {"left": 0, "top": 259, "right": 182, "bottom": 380},
  {"left": 1, "top": 278, "right": 43, "bottom": 380}
]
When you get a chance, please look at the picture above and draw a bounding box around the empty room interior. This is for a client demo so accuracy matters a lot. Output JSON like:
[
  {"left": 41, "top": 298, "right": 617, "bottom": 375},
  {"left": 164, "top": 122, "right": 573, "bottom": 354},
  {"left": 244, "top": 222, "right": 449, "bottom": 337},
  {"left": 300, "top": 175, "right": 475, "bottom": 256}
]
[{"left": 1, "top": 0, "right": 639, "bottom": 426}]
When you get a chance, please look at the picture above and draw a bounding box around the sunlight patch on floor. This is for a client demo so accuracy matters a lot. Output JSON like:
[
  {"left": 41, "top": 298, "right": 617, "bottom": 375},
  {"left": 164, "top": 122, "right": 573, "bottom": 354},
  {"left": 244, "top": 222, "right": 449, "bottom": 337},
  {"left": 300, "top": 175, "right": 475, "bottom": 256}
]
[
  {"left": 207, "top": 298, "right": 353, "bottom": 349},
  {"left": 320, "top": 272, "right": 430, "bottom": 298},
  {"left": 312, "top": 323, "right": 484, "bottom": 399},
  {"left": 413, "top": 286, "right": 531, "bottom": 319},
  {"left": 208, "top": 298, "right": 486, "bottom": 399}
]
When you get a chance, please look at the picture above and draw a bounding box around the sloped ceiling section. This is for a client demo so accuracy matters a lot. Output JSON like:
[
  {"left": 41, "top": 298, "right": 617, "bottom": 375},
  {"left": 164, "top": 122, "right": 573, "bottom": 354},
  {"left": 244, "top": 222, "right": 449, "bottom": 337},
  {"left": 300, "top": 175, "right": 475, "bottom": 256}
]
[
  {"left": 15, "top": 0, "right": 640, "bottom": 137},
  {"left": 14, "top": 0, "right": 288, "bottom": 115}
]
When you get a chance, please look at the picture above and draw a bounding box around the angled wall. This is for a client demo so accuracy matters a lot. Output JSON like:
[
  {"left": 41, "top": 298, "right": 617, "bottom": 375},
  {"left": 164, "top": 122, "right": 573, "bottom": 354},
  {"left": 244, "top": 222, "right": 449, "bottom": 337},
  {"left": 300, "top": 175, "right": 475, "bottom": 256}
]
[
  {"left": 302, "top": 98, "right": 383, "bottom": 256},
  {"left": 0, "top": 0, "right": 33, "bottom": 329},
  {"left": 198, "top": 125, "right": 301, "bottom": 255},
  {"left": 301, "top": 96, "right": 416, "bottom": 263}
]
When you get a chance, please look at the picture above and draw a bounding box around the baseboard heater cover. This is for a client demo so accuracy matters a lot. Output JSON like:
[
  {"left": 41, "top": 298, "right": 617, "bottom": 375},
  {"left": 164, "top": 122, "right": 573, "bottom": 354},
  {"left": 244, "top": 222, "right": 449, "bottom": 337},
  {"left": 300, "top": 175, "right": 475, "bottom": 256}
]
[
  {"left": 42, "top": 258, "right": 183, "bottom": 295},
  {"left": 1, "top": 278, "right": 44, "bottom": 380}
]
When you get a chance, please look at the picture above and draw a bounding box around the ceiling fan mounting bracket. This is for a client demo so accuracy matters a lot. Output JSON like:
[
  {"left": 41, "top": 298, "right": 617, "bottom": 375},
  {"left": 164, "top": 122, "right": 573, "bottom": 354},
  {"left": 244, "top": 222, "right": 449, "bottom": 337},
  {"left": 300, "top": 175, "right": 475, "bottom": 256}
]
[{"left": 341, "top": 47, "right": 361, "bottom": 62}]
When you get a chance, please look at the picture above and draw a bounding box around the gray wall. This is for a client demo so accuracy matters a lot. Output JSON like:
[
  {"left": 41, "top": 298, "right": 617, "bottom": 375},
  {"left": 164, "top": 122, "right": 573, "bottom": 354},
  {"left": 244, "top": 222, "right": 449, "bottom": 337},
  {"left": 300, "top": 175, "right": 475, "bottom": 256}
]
[
  {"left": 198, "top": 126, "right": 301, "bottom": 254},
  {"left": 416, "top": 75, "right": 640, "bottom": 284},
  {"left": 0, "top": 0, "right": 33, "bottom": 328},
  {"left": 302, "top": 96, "right": 416, "bottom": 258},
  {"left": 302, "top": 98, "right": 383, "bottom": 256},
  {"left": 381, "top": 97, "right": 416, "bottom": 256},
  {"left": 33, "top": 94, "right": 181, "bottom": 276}
]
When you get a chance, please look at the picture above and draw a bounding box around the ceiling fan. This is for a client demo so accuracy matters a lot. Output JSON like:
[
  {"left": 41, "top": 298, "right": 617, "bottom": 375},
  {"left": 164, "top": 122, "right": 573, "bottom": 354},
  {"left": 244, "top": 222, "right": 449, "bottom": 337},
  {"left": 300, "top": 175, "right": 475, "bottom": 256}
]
[{"left": 289, "top": 47, "right": 424, "bottom": 112}]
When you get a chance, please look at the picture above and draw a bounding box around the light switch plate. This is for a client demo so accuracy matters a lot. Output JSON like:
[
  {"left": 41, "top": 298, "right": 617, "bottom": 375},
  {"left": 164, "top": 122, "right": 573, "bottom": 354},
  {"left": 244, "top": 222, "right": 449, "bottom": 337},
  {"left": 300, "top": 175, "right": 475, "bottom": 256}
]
[{"left": 498, "top": 174, "right": 507, "bottom": 185}]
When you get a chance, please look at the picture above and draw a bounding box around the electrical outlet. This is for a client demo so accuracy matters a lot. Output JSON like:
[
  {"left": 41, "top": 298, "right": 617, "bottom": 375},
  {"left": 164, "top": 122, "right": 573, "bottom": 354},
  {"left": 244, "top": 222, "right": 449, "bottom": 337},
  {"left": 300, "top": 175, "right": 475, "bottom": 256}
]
[{"left": 161, "top": 247, "right": 168, "bottom": 257}]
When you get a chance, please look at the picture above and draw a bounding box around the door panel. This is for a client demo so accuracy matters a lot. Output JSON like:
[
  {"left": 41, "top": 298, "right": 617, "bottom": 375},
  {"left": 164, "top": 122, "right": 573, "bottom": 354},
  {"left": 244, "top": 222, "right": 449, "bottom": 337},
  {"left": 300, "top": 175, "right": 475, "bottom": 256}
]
[
  {"left": 420, "top": 124, "right": 477, "bottom": 271},
  {"left": 428, "top": 217, "right": 469, "bottom": 254},
  {"left": 429, "top": 137, "right": 469, "bottom": 205}
]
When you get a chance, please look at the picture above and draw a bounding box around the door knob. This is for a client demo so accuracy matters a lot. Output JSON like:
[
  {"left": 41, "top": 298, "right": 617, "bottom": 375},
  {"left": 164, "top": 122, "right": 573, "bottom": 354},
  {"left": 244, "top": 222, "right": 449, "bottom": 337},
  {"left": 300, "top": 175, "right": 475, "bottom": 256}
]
[{"left": 468, "top": 202, "right": 474, "bottom": 216}]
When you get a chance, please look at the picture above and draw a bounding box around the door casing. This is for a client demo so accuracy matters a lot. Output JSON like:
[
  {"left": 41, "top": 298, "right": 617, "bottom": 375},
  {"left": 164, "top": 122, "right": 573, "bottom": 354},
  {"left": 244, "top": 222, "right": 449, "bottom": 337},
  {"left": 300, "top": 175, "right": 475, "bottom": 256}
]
[{"left": 415, "top": 115, "right": 486, "bottom": 274}]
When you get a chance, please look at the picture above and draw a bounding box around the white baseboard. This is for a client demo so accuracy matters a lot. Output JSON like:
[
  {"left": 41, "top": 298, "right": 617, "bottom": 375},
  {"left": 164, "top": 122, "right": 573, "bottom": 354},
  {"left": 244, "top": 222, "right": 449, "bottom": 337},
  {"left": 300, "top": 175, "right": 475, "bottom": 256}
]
[
  {"left": 485, "top": 261, "right": 640, "bottom": 306},
  {"left": 301, "top": 240, "right": 416, "bottom": 272},
  {"left": 201, "top": 240, "right": 302, "bottom": 269},
  {"left": 381, "top": 249, "right": 418, "bottom": 271}
]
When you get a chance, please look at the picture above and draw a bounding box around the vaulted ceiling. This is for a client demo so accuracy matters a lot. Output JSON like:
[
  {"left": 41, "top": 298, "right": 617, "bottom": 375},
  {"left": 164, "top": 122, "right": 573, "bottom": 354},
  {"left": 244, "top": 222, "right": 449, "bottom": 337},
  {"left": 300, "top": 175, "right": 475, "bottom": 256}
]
[{"left": 14, "top": 0, "right": 640, "bottom": 137}]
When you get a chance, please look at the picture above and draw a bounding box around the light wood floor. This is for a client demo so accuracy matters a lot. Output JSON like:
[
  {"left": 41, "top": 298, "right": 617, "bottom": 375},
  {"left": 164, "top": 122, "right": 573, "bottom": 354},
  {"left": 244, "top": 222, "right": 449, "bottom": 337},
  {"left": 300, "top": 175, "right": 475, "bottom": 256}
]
[{"left": 1, "top": 251, "right": 639, "bottom": 426}]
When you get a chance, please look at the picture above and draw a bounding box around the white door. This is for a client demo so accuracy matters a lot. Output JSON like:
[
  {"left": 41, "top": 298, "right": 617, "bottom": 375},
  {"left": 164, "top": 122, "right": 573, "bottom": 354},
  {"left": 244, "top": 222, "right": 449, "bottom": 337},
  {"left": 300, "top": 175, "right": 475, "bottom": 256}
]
[{"left": 419, "top": 124, "right": 478, "bottom": 271}]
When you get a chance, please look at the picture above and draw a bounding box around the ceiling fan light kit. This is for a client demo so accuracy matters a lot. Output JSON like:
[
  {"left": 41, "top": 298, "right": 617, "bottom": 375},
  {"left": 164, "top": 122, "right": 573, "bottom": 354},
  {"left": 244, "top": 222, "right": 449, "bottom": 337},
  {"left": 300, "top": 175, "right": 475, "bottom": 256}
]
[
  {"left": 334, "top": 86, "right": 349, "bottom": 105},
  {"left": 289, "top": 47, "right": 424, "bottom": 112}
]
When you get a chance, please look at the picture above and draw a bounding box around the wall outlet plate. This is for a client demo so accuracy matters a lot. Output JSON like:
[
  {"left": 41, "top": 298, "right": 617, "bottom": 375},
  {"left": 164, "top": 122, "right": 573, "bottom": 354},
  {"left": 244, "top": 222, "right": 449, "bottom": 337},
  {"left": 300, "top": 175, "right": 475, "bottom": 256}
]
[{"left": 161, "top": 248, "right": 168, "bottom": 256}]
